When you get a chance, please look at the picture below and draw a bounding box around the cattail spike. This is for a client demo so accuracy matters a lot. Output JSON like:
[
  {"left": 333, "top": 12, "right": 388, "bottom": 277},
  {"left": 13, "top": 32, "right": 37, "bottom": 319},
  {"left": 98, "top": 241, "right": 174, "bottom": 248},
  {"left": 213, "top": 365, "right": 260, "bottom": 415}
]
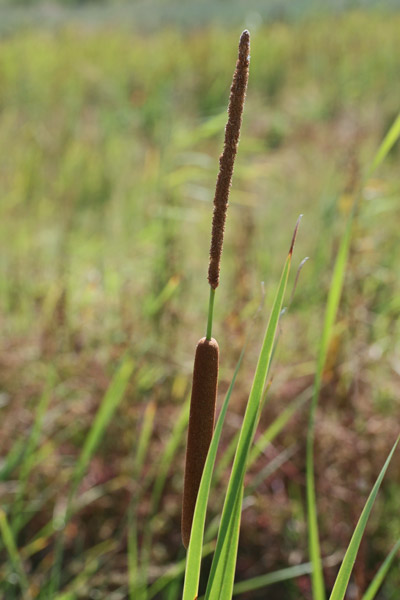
[
  {"left": 182, "top": 337, "right": 219, "bottom": 548},
  {"left": 208, "top": 30, "right": 250, "bottom": 289}
]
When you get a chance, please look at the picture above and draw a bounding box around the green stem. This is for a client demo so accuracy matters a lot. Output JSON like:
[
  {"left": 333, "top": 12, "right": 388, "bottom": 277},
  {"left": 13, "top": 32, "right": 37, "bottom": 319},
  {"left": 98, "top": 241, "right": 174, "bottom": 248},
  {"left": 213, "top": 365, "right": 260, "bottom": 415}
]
[{"left": 206, "top": 287, "right": 216, "bottom": 341}]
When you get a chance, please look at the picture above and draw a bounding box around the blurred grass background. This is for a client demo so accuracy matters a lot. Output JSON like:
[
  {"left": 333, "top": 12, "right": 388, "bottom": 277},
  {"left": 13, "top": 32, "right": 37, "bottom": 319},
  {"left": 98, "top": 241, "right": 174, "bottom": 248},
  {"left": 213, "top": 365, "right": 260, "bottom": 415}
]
[{"left": 0, "top": 1, "right": 400, "bottom": 598}]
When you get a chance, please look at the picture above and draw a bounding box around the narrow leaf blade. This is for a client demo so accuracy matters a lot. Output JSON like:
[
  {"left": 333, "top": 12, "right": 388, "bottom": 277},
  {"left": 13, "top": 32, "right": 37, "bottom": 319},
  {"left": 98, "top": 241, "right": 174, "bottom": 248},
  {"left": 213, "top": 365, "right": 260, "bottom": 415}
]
[
  {"left": 205, "top": 238, "right": 294, "bottom": 599},
  {"left": 329, "top": 437, "right": 399, "bottom": 600},
  {"left": 368, "top": 112, "right": 400, "bottom": 176},
  {"left": 362, "top": 539, "right": 400, "bottom": 600},
  {"left": 307, "top": 210, "right": 354, "bottom": 600}
]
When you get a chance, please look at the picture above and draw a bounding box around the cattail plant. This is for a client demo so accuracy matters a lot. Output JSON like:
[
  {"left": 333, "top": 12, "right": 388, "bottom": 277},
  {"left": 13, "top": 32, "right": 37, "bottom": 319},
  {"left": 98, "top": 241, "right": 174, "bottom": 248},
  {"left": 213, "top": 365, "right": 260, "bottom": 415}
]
[{"left": 182, "top": 30, "right": 250, "bottom": 549}]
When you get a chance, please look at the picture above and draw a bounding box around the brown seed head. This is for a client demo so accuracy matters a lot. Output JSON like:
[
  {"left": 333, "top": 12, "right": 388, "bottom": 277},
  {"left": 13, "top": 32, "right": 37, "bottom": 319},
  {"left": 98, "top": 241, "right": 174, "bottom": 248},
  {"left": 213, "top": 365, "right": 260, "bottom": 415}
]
[
  {"left": 182, "top": 337, "right": 219, "bottom": 548},
  {"left": 208, "top": 30, "right": 250, "bottom": 289}
]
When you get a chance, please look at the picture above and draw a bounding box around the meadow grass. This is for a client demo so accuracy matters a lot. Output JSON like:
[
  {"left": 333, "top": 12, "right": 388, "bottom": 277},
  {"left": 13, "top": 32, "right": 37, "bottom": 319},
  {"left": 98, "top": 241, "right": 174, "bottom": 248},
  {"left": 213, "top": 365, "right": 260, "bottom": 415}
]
[{"left": 0, "top": 12, "right": 400, "bottom": 599}]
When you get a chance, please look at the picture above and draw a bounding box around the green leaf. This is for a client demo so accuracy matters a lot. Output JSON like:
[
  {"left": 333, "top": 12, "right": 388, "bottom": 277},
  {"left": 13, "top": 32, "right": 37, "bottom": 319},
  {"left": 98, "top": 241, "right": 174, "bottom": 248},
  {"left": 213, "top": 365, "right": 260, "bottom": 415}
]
[
  {"left": 362, "top": 539, "right": 400, "bottom": 600},
  {"left": 249, "top": 388, "right": 309, "bottom": 467},
  {"left": 368, "top": 112, "right": 400, "bottom": 176},
  {"left": 0, "top": 508, "right": 31, "bottom": 600},
  {"left": 215, "top": 487, "right": 244, "bottom": 599},
  {"left": 306, "top": 109, "right": 400, "bottom": 600},
  {"left": 133, "top": 400, "right": 156, "bottom": 480},
  {"left": 11, "top": 376, "right": 54, "bottom": 531},
  {"left": 136, "top": 399, "right": 190, "bottom": 599},
  {"left": 130, "top": 396, "right": 184, "bottom": 600},
  {"left": 329, "top": 437, "right": 399, "bottom": 600},
  {"left": 307, "top": 209, "right": 354, "bottom": 600},
  {"left": 0, "top": 437, "right": 26, "bottom": 482},
  {"left": 150, "top": 397, "right": 190, "bottom": 514},
  {"left": 128, "top": 509, "right": 139, "bottom": 600},
  {"left": 214, "top": 387, "right": 308, "bottom": 487},
  {"left": 197, "top": 553, "right": 342, "bottom": 598},
  {"left": 50, "top": 358, "right": 134, "bottom": 595},
  {"left": 233, "top": 562, "right": 315, "bottom": 596},
  {"left": 128, "top": 400, "right": 152, "bottom": 599},
  {"left": 204, "top": 225, "right": 297, "bottom": 599},
  {"left": 150, "top": 542, "right": 214, "bottom": 600},
  {"left": 71, "top": 357, "right": 134, "bottom": 496}
]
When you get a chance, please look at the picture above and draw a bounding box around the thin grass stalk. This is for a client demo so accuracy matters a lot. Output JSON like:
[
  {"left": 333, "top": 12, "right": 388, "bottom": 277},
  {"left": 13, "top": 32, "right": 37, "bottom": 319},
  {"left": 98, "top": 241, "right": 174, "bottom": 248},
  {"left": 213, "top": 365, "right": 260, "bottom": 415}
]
[
  {"left": 49, "top": 358, "right": 133, "bottom": 595},
  {"left": 362, "top": 539, "right": 400, "bottom": 600},
  {"left": 11, "top": 376, "right": 54, "bottom": 532},
  {"left": 129, "top": 398, "right": 189, "bottom": 599},
  {"left": 306, "top": 110, "right": 400, "bottom": 600},
  {"left": 0, "top": 508, "right": 32, "bottom": 600},
  {"left": 328, "top": 437, "right": 399, "bottom": 600},
  {"left": 128, "top": 401, "right": 156, "bottom": 600}
]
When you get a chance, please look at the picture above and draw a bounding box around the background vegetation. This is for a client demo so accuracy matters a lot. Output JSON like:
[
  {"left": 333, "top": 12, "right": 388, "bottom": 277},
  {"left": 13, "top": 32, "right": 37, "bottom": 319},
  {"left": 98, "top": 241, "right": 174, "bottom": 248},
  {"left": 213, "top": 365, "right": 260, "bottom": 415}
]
[{"left": 0, "top": 5, "right": 400, "bottom": 599}]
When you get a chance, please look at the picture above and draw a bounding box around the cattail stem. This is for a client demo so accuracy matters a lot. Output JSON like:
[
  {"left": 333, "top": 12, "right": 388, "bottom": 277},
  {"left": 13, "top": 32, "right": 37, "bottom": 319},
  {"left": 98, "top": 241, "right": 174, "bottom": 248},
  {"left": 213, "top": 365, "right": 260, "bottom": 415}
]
[
  {"left": 206, "top": 286, "right": 216, "bottom": 341},
  {"left": 182, "top": 30, "right": 250, "bottom": 549}
]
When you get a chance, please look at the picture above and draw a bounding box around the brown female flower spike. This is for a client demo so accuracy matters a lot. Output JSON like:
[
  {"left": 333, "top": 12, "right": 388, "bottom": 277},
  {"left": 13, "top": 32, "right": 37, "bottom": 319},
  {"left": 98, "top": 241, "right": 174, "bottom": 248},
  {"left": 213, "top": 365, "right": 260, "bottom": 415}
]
[
  {"left": 208, "top": 30, "right": 250, "bottom": 289},
  {"left": 182, "top": 337, "right": 219, "bottom": 548}
]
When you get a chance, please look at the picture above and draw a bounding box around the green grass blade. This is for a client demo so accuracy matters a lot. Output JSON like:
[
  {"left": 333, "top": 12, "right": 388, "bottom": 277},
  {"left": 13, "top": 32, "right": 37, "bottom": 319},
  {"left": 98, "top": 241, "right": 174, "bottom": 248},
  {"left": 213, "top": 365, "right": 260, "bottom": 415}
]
[
  {"left": 204, "top": 445, "right": 298, "bottom": 559},
  {"left": 213, "top": 389, "right": 306, "bottom": 497},
  {"left": 128, "top": 400, "right": 156, "bottom": 600},
  {"left": 149, "top": 542, "right": 215, "bottom": 600},
  {"left": 11, "top": 379, "right": 53, "bottom": 529},
  {"left": 128, "top": 510, "right": 139, "bottom": 600},
  {"left": 133, "top": 400, "right": 156, "bottom": 479},
  {"left": 213, "top": 429, "right": 240, "bottom": 485},
  {"left": 71, "top": 357, "right": 134, "bottom": 495},
  {"left": 213, "top": 381, "right": 308, "bottom": 494},
  {"left": 233, "top": 562, "right": 315, "bottom": 596},
  {"left": 329, "top": 437, "right": 399, "bottom": 600},
  {"left": 205, "top": 427, "right": 254, "bottom": 600},
  {"left": 17, "top": 477, "right": 127, "bottom": 567},
  {"left": 216, "top": 486, "right": 244, "bottom": 599},
  {"left": 53, "top": 540, "right": 116, "bottom": 600},
  {"left": 306, "top": 110, "right": 400, "bottom": 600},
  {"left": 197, "top": 553, "right": 342, "bottom": 599},
  {"left": 0, "top": 508, "right": 32, "bottom": 600},
  {"left": 306, "top": 442, "right": 325, "bottom": 600},
  {"left": 202, "top": 444, "right": 298, "bottom": 580},
  {"left": 150, "top": 397, "right": 190, "bottom": 514},
  {"left": 166, "top": 576, "right": 183, "bottom": 600},
  {"left": 135, "top": 399, "right": 189, "bottom": 599},
  {"left": 307, "top": 209, "right": 354, "bottom": 600},
  {"left": 204, "top": 226, "right": 296, "bottom": 599},
  {"left": 246, "top": 444, "right": 297, "bottom": 497},
  {"left": 361, "top": 539, "right": 400, "bottom": 600},
  {"left": 0, "top": 438, "right": 28, "bottom": 481},
  {"left": 50, "top": 358, "right": 134, "bottom": 595},
  {"left": 144, "top": 275, "right": 180, "bottom": 318},
  {"left": 182, "top": 345, "right": 245, "bottom": 600},
  {"left": 249, "top": 388, "right": 310, "bottom": 467},
  {"left": 368, "top": 112, "right": 400, "bottom": 176}
]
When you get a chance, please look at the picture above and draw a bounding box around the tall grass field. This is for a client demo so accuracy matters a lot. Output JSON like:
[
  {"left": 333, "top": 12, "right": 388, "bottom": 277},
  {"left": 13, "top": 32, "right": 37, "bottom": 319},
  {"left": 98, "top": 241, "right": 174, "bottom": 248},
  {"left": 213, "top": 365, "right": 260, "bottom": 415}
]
[{"left": 0, "top": 10, "right": 400, "bottom": 599}]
